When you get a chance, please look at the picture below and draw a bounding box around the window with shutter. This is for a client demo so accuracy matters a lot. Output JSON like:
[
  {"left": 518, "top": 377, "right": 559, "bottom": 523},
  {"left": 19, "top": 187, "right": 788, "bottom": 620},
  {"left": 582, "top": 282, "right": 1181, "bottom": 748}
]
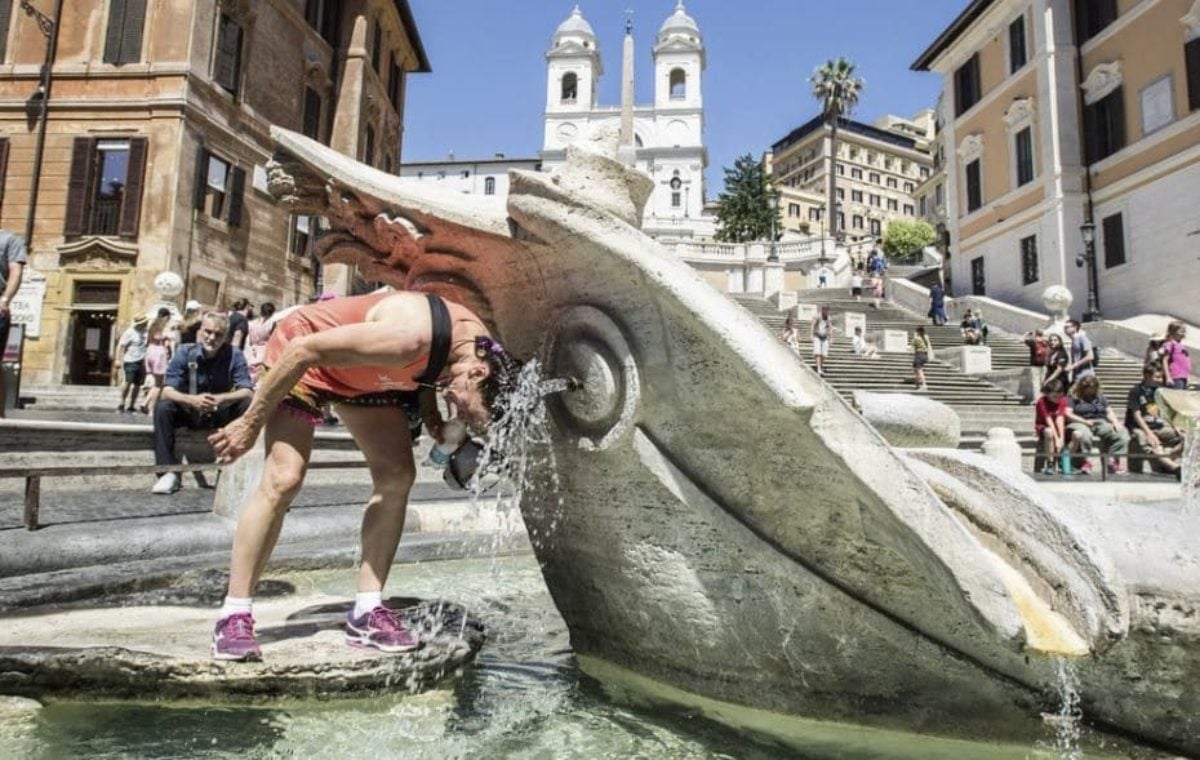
[
  {"left": 0, "top": 0, "right": 12, "bottom": 63},
  {"left": 302, "top": 87, "right": 322, "bottom": 140},
  {"left": 965, "top": 159, "right": 982, "bottom": 212},
  {"left": 955, "top": 54, "right": 981, "bottom": 116},
  {"left": 1015, "top": 127, "right": 1034, "bottom": 186},
  {"left": 227, "top": 167, "right": 246, "bottom": 227},
  {"left": 971, "top": 256, "right": 986, "bottom": 295},
  {"left": 1008, "top": 16, "right": 1027, "bottom": 73},
  {"left": 117, "top": 138, "right": 147, "bottom": 237},
  {"left": 64, "top": 138, "right": 98, "bottom": 237},
  {"left": 1084, "top": 88, "right": 1126, "bottom": 163},
  {"left": 1102, "top": 213, "right": 1126, "bottom": 268},
  {"left": 1187, "top": 38, "right": 1200, "bottom": 112},
  {"left": 90, "top": 140, "right": 132, "bottom": 236},
  {"left": 213, "top": 13, "right": 243, "bottom": 96},
  {"left": 1020, "top": 235, "right": 1038, "bottom": 284},
  {"left": 0, "top": 137, "right": 8, "bottom": 215},
  {"left": 371, "top": 20, "right": 382, "bottom": 72},
  {"left": 363, "top": 126, "right": 375, "bottom": 166},
  {"left": 389, "top": 62, "right": 402, "bottom": 108},
  {"left": 104, "top": 0, "right": 147, "bottom": 65},
  {"left": 1074, "top": 0, "right": 1117, "bottom": 45}
]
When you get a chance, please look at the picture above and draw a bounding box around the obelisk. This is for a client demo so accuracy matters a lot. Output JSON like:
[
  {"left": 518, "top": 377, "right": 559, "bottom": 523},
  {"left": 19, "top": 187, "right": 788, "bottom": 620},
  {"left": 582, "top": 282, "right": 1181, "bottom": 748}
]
[{"left": 617, "top": 12, "right": 636, "bottom": 166}]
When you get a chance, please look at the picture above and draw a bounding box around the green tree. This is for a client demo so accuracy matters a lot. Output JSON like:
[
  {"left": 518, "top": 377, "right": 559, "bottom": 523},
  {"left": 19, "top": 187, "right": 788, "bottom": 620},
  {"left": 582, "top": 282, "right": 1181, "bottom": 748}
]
[
  {"left": 714, "top": 153, "right": 779, "bottom": 243},
  {"left": 882, "top": 219, "right": 938, "bottom": 258},
  {"left": 810, "top": 58, "right": 864, "bottom": 238}
]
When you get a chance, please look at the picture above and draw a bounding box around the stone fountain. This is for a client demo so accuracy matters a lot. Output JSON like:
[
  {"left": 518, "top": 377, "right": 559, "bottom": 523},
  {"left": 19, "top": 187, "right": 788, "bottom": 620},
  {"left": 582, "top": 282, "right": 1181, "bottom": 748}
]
[{"left": 261, "top": 124, "right": 1199, "bottom": 754}]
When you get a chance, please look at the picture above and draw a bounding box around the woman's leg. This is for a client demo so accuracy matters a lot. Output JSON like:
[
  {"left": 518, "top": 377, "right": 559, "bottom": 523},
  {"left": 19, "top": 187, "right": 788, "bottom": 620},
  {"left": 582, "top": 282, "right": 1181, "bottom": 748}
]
[
  {"left": 226, "top": 407, "right": 315, "bottom": 598},
  {"left": 335, "top": 404, "right": 417, "bottom": 594}
]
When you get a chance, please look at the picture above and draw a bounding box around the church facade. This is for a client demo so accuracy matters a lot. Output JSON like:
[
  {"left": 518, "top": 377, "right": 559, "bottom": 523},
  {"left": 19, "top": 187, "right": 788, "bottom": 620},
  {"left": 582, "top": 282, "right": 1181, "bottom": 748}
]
[{"left": 540, "top": 4, "right": 711, "bottom": 240}]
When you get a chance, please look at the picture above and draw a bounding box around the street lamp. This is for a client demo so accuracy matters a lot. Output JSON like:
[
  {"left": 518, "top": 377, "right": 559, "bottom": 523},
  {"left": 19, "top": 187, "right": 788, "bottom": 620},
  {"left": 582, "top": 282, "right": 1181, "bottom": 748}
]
[
  {"left": 1075, "top": 219, "right": 1101, "bottom": 322},
  {"left": 767, "top": 190, "right": 780, "bottom": 263}
]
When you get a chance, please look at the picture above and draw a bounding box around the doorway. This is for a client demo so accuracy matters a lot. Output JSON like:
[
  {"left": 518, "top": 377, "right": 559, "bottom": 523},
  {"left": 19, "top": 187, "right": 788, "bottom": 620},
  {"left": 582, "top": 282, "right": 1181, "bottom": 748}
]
[{"left": 67, "top": 281, "right": 120, "bottom": 386}]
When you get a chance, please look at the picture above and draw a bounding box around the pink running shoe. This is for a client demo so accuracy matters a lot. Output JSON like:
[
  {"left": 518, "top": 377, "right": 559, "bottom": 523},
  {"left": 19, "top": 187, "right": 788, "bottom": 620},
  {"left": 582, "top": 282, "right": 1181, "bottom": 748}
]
[
  {"left": 345, "top": 605, "right": 421, "bottom": 653},
  {"left": 212, "top": 613, "right": 262, "bottom": 661}
]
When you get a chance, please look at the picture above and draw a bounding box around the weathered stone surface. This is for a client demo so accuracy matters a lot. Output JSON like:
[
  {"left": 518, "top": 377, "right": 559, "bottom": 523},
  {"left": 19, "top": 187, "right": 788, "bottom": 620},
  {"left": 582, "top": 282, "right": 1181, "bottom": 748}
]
[
  {"left": 853, "top": 391, "right": 961, "bottom": 448},
  {"left": 0, "top": 592, "right": 484, "bottom": 701},
  {"left": 260, "top": 125, "right": 1200, "bottom": 755}
]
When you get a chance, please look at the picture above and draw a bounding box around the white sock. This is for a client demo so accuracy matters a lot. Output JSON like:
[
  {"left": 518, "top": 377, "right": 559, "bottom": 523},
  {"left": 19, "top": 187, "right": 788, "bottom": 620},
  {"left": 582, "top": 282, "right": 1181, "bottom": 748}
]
[
  {"left": 353, "top": 591, "right": 383, "bottom": 618},
  {"left": 220, "top": 596, "right": 253, "bottom": 619}
]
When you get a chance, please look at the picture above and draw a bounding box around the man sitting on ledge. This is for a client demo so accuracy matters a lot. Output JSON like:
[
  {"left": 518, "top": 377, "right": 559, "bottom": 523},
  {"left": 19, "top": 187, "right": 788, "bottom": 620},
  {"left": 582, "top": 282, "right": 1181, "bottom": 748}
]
[{"left": 151, "top": 311, "right": 253, "bottom": 495}]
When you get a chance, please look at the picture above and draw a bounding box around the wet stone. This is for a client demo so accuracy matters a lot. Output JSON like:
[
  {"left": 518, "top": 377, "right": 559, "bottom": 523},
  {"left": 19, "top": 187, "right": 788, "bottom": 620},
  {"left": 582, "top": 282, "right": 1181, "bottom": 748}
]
[{"left": 0, "top": 591, "right": 485, "bottom": 701}]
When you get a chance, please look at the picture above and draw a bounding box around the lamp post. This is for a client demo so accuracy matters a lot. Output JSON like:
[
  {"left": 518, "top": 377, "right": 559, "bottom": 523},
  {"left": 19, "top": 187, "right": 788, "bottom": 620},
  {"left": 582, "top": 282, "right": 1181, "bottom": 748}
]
[
  {"left": 767, "top": 190, "right": 780, "bottom": 263},
  {"left": 1077, "top": 219, "right": 1101, "bottom": 322},
  {"left": 20, "top": 0, "right": 62, "bottom": 251}
]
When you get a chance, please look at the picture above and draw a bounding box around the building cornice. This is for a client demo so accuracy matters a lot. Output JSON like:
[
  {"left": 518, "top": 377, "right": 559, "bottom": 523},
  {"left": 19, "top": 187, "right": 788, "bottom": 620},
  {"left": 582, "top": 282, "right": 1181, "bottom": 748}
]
[{"left": 911, "top": 0, "right": 997, "bottom": 71}]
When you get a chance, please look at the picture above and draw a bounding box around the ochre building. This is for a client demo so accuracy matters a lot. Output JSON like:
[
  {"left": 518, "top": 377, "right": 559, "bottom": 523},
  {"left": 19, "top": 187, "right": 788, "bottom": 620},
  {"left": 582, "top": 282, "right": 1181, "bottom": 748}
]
[
  {"left": 0, "top": 0, "right": 428, "bottom": 387},
  {"left": 914, "top": 0, "right": 1200, "bottom": 321}
]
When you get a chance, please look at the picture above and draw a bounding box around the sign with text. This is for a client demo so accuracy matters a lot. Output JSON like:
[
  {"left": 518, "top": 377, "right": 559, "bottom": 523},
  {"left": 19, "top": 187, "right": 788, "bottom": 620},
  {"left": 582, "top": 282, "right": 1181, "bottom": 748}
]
[{"left": 9, "top": 270, "right": 46, "bottom": 338}]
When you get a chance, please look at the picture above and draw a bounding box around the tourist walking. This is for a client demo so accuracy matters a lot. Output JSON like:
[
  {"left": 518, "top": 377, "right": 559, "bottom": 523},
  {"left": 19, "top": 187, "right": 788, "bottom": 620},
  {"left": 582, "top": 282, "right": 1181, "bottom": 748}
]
[
  {"left": 1034, "top": 381, "right": 1068, "bottom": 475},
  {"left": 1064, "top": 320, "right": 1096, "bottom": 382},
  {"left": 139, "top": 308, "right": 174, "bottom": 414},
  {"left": 780, "top": 312, "right": 801, "bottom": 356},
  {"left": 911, "top": 326, "right": 932, "bottom": 391},
  {"left": 870, "top": 274, "right": 884, "bottom": 309},
  {"left": 114, "top": 314, "right": 151, "bottom": 414},
  {"left": 206, "top": 290, "right": 521, "bottom": 662},
  {"left": 1042, "top": 333, "right": 1070, "bottom": 389},
  {"left": 1065, "top": 375, "right": 1129, "bottom": 475},
  {"left": 810, "top": 306, "right": 833, "bottom": 376},
  {"left": 227, "top": 298, "right": 252, "bottom": 350},
  {"left": 1159, "top": 320, "right": 1191, "bottom": 390},
  {"left": 850, "top": 270, "right": 864, "bottom": 302},
  {"left": 928, "top": 282, "right": 947, "bottom": 325},
  {"left": 244, "top": 302, "right": 276, "bottom": 384},
  {"left": 0, "top": 228, "right": 27, "bottom": 418},
  {"left": 1023, "top": 329, "right": 1048, "bottom": 368},
  {"left": 1126, "top": 362, "right": 1184, "bottom": 476}
]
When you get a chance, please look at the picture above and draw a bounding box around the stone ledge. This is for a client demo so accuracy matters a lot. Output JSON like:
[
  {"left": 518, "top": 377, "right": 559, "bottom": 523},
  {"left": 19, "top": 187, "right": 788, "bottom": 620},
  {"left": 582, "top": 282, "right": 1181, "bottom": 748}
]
[{"left": 0, "top": 593, "right": 484, "bottom": 701}]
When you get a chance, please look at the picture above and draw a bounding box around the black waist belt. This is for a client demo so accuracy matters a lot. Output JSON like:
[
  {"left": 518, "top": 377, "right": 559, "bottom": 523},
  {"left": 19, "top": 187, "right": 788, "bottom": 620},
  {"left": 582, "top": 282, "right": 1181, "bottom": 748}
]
[{"left": 415, "top": 293, "right": 451, "bottom": 386}]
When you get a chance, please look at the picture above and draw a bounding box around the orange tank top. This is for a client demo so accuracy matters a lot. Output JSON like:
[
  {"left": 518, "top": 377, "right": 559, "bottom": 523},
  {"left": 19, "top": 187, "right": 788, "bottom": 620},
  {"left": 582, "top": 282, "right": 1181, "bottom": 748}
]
[{"left": 265, "top": 292, "right": 432, "bottom": 398}]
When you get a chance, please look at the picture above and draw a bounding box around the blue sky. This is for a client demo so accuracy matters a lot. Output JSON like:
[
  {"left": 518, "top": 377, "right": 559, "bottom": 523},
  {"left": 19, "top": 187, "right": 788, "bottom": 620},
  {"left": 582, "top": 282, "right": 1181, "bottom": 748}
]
[{"left": 402, "top": 1, "right": 968, "bottom": 194}]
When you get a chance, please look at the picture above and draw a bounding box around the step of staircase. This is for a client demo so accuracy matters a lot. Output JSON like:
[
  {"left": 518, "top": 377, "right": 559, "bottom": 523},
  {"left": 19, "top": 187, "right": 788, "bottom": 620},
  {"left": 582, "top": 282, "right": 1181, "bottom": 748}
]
[{"left": 22, "top": 385, "right": 125, "bottom": 412}]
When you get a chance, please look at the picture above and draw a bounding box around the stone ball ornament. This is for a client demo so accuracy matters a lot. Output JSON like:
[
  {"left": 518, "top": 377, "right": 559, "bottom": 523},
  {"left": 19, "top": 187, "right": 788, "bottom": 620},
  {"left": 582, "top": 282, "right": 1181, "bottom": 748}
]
[
  {"left": 1041, "top": 285, "right": 1073, "bottom": 315},
  {"left": 153, "top": 271, "right": 185, "bottom": 298}
]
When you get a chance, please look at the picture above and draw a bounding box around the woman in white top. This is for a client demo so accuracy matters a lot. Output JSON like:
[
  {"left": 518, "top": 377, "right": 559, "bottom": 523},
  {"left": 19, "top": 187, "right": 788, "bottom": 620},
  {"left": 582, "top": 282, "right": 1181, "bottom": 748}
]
[{"left": 810, "top": 306, "right": 833, "bottom": 377}]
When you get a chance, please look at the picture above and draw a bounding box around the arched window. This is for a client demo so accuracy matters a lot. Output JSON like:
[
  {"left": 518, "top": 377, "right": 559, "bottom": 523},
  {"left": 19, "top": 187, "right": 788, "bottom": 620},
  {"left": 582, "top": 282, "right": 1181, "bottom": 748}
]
[
  {"left": 484, "top": 176, "right": 496, "bottom": 195},
  {"left": 669, "top": 68, "right": 686, "bottom": 100},
  {"left": 561, "top": 72, "right": 578, "bottom": 104}
]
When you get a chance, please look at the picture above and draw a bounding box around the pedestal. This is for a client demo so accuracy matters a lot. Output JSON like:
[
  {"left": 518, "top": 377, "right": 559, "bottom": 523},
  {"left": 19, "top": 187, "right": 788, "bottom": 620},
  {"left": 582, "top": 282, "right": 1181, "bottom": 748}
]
[
  {"left": 958, "top": 345, "right": 993, "bottom": 374},
  {"left": 763, "top": 262, "right": 785, "bottom": 299},
  {"left": 841, "top": 312, "right": 866, "bottom": 339},
  {"left": 880, "top": 330, "right": 909, "bottom": 353},
  {"left": 981, "top": 427, "right": 1022, "bottom": 471}
]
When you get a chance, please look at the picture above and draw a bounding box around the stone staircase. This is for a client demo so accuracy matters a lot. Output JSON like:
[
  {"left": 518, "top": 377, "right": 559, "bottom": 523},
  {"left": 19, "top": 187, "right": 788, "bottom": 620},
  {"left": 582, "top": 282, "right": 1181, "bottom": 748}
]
[
  {"left": 731, "top": 290, "right": 1146, "bottom": 456},
  {"left": 21, "top": 384, "right": 125, "bottom": 412}
]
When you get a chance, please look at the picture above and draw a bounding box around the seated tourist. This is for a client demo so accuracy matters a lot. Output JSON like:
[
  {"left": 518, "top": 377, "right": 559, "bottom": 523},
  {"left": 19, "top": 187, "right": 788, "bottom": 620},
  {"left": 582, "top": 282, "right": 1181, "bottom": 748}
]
[
  {"left": 151, "top": 311, "right": 254, "bottom": 495},
  {"left": 1034, "top": 381, "right": 1068, "bottom": 475},
  {"left": 1125, "top": 362, "right": 1184, "bottom": 477},
  {"left": 851, "top": 326, "right": 879, "bottom": 359},
  {"left": 1065, "top": 375, "right": 1130, "bottom": 475},
  {"left": 960, "top": 310, "right": 982, "bottom": 345}
]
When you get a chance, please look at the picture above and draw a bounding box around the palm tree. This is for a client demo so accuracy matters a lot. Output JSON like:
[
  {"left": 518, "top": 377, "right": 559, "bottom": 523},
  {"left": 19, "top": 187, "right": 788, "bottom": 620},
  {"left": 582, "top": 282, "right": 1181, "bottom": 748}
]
[{"left": 810, "top": 57, "right": 864, "bottom": 243}]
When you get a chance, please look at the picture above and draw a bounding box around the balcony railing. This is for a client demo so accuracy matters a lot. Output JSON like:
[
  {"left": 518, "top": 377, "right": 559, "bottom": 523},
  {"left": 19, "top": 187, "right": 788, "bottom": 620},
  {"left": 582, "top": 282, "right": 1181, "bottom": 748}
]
[{"left": 88, "top": 196, "right": 122, "bottom": 236}]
